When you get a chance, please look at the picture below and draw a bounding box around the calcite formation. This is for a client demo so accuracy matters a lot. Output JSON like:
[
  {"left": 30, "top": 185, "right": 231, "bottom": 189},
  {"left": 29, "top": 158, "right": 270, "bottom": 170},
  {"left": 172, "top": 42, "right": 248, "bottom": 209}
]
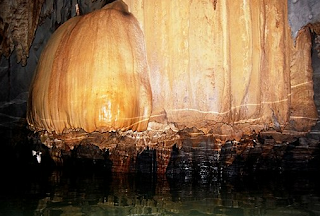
[
  {"left": 0, "top": 0, "right": 44, "bottom": 65},
  {"left": 27, "top": 0, "right": 152, "bottom": 133},
  {"left": 28, "top": 0, "right": 318, "bottom": 138},
  {"left": 123, "top": 0, "right": 318, "bottom": 137},
  {"left": 26, "top": 0, "right": 320, "bottom": 172}
]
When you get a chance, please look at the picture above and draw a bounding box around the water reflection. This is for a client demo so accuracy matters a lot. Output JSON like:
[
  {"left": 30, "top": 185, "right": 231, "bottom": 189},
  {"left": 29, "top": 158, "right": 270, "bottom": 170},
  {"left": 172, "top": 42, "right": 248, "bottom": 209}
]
[{"left": 1, "top": 169, "right": 320, "bottom": 216}]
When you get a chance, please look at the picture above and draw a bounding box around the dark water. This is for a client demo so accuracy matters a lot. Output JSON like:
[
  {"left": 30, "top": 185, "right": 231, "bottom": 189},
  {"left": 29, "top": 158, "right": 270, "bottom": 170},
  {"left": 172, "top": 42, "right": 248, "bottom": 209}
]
[{"left": 1, "top": 168, "right": 320, "bottom": 216}]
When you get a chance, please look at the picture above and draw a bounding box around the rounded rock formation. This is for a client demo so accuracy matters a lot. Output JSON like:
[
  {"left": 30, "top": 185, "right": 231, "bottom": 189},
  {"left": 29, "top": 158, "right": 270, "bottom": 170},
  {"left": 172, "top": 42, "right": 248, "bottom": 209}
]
[{"left": 27, "top": 0, "right": 152, "bottom": 134}]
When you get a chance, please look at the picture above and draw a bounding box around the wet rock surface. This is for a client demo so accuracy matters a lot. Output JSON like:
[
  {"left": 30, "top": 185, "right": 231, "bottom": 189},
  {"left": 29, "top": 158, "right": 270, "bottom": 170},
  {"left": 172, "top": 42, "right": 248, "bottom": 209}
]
[
  {"left": 0, "top": 115, "right": 319, "bottom": 178},
  {"left": 5, "top": 123, "right": 316, "bottom": 177}
]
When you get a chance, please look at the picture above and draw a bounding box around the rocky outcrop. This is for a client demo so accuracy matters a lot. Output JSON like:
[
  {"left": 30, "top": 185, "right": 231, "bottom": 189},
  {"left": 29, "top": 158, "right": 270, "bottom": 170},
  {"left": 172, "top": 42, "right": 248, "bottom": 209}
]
[
  {"left": 0, "top": 0, "right": 113, "bottom": 66},
  {"left": 31, "top": 125, "right": 319, "bottom": 174}
]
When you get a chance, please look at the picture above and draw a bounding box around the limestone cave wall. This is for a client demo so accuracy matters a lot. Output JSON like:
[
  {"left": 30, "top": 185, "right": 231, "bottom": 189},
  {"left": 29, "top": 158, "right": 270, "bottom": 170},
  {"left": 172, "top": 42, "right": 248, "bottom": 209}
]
[
  {"left": 124, "top": 0, "right": 317, "bottom": 137},
  {"left": 1, "top": 0, "right": 320, "bottom": 174}
]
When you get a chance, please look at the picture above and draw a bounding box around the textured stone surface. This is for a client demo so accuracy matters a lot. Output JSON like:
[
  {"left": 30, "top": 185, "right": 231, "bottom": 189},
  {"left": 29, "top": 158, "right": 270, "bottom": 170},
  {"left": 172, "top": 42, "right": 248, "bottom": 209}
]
[
  {"left": 0, "top": 0, "right": 44, "bottom": 65},
  {"left": 1, "top": 0, "right": 320, "bottom": 174},
  {"left": 123, "top": 0, "right": 317, "bottom": 137},
  {"left": 290, "top": 27, "right": 318, "bottom": 131},
  {"left": 288, "top": 0, "right": 320, "bottom": 38},
  {"left": 30, "top": 126, "right": 319, "bottom": 174},
  {"left": 26, "top": 0, "right": 318, "bottom": 138},
  {"left": 0, "top": 0, "right": 112, "bottom": 66},
  {"left": 0, "top": 0, "right": 111, "bottom": 133},
  {"left": 27, "top": 0, "right": 152, "bottom": 133}
]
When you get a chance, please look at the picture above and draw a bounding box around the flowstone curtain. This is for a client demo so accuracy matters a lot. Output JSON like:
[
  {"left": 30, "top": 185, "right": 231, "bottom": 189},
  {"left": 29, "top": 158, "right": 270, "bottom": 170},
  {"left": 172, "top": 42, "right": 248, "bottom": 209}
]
[{"left": 125, "top": 0, "right": 317, "bottom": 136}]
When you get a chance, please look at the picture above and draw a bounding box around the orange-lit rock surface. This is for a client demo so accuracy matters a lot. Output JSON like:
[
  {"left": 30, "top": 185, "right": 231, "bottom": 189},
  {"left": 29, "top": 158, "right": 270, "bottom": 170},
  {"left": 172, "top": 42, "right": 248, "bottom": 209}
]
[
  {"left": 124, "top": 0, "right": 318, "bottom": 138},
  {"left": 27, "top": 0, "right": 152, "bottom": 133},
  {"left": 28, "top": 0, "right": 317, "bottom": 141}
]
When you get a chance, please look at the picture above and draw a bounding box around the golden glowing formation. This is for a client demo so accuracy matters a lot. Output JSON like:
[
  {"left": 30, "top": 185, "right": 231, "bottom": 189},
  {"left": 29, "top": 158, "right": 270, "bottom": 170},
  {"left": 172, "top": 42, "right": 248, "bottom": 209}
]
[
  {"left": 28, "top": 0, "right": 317, "bottom": 137},
  {"left": 124, "top": 0, "right": 317, "bottom": 135},
  {"left": 27, "top": 0, "right": 152, "bottom": 133}
]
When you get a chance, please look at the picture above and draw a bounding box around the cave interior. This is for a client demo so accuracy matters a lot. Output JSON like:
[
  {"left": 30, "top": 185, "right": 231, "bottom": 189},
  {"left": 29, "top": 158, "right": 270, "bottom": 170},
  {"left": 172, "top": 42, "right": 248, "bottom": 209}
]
[{"left": 1, "top": 0, "right": 320, "bottom": 177}]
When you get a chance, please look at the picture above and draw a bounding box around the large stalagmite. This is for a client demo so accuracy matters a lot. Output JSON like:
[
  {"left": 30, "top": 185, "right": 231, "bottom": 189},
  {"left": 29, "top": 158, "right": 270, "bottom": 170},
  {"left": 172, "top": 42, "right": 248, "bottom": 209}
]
[
  {"left": 27, "top": 0, "right": 317, "bottom": 140},
  {"left": 124, "top": 0, "right": 318, "bottom": 137},
  {"left": 27, "top": 0, "right": 152, "bottom": 133}
]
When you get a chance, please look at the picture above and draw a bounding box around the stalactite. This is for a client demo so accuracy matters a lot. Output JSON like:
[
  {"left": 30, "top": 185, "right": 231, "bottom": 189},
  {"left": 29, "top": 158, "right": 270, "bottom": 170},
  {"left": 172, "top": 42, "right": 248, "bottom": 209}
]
[{"left": 0, "top": 0, "right": 44, "bottom": 65}]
